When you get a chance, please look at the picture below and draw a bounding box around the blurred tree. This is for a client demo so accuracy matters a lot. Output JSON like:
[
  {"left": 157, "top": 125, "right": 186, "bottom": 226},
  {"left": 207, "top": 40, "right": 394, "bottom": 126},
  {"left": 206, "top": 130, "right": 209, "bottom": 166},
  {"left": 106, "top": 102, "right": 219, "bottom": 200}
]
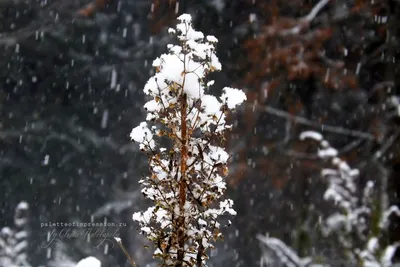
[{"left": 208, "top": 0, "right": 400, "bottom": 265}]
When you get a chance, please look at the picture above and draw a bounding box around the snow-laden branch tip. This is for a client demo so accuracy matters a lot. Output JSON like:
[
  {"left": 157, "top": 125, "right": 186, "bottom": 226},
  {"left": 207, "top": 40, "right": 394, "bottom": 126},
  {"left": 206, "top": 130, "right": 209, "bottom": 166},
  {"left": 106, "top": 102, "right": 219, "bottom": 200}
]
[
  {"left": 304, "top": 0, "right": 330, "bottom": 22},
  {"left": 380, "top": 205, "right": 400, "bottom": 229},
  {"left": 299, "top": 130, "right": 323, "bottom": 141},
  {"left": 282, "top": 0, "right": 330, "bottom": 35},
  {"left": 257, "top": 234, "right": 312, "bottom": 267}
]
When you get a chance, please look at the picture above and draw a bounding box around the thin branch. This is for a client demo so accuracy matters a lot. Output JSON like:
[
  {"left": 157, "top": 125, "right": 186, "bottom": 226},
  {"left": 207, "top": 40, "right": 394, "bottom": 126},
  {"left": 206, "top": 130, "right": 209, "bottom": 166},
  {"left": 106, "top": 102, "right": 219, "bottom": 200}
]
[
  {"left": 283, "top": 149, "right": 318, "bottom": 159},
  {"left": 304, "top": 0, "right": 330, "bottom": 22},
  {"left": 281, "top": 0, "right": 330, "bottom": 35},
  {"left": 367, "top": 80, "right": 394, "bottom": 100},
  {"left": 115, "top": 237, "right": 137, "bottom": 267},
  {"left": 339, "top": 138, "right": 364, "bottom": 154},
  {"left": 373, "top": 128, "right": 400, "bottom": 159},
  {"left": 282, "top": 138, "right": 363, "bottom": 160},
  {"left": 318, "top": 52, "right": 345, "bottom": 68},
  {"left": 246, "top": 103, "right": 375, "bottom": 140}
]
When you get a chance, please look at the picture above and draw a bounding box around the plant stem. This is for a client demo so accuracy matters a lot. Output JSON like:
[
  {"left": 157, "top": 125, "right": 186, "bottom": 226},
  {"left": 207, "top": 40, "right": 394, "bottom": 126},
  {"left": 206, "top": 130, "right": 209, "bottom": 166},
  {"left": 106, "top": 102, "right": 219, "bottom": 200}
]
[
  {"left": 115, "top": 237, "right": 137, "bottom": 267},
  {"left": 176, "top": 93, "right": 188, "bottom": 266}
]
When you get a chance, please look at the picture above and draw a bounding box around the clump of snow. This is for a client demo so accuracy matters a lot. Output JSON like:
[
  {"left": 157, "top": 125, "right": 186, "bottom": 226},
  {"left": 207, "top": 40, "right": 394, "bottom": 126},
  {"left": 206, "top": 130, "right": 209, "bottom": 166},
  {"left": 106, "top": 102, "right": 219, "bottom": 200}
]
[
  {"left": 16, "top": 201, "right": 29, "bottom": 210},
  {"left": 367, "top": 237, "right": 379, "bottom": 253},
  {"left": 76, "top": 257, "right": 101, "bottom": 267},
  {"left": 318, "top": 147, "right": 338, "bottom": 158},
  {"left": 299, "top": 130, "right": 323, "bottom": 141},
  {"left": 201, "top": 95, "right": 221, "bottom": 115},
  {"left": 219, "top": 199, "right": 237, "bottom": 216},
  {"left": 130, "top": 122, "right": 155, "bottom": 150},
  {"left": 176, "top": 14, "right": 204, "bottom": 41},
  {"left": 206, "top": 35, "right": 218, "bottom": 43},
  {"left": 221, "top": 87, "right": 247, "bottom": 109},
  {"left": 381, "top": 245, "right": 398, "bottom": 266},
  {"left": 208, "top": 145, "right": 229, "bottom": 164}
]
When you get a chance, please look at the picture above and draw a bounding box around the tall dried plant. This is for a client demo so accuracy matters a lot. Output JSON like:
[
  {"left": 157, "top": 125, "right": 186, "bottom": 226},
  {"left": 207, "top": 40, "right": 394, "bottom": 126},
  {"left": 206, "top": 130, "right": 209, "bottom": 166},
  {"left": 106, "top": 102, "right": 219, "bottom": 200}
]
[{"left": 130, "top": 14, "right": 246, "bottom": 266}]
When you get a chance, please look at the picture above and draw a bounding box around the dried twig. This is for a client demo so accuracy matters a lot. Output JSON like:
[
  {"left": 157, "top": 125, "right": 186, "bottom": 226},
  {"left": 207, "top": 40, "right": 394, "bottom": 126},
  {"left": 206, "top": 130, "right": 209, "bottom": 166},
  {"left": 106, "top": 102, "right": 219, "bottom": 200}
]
[
  {"left": 374, "top": 128, "right": 400, "bottom": 159},
  {"left": 115, "top": 237, "right": 137, "bottom": 267}
]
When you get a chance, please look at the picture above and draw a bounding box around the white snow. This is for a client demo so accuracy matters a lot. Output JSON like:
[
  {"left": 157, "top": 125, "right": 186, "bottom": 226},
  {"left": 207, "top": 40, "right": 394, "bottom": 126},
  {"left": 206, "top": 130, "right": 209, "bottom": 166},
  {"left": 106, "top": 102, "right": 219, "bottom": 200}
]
[
  {"left": 307, "top": 131, "right": 400, "bottom": 267},
  {"left": 76, "top": 257, "right": 101, "bottom": 267},
  {"left": 208, "top": 145, "right": 229, "bottom": 164},
  {"left": 176, "top": 14, "right": 204, "bottom": 41},
  {"left": 152, "top": 57, "right": 161, "bottom": 67},
  {"left": 207, "top": 80, "right": 215, "bottom": 87},
  {"left": 101, "top": 109, "right": 109, "bottom": 129},
  {"left": 257, "top": 235, "right": 305, "bottom": 267},
  {"left": 206, "top": 35, "right": 218, "bottom": 43},
  {"left": 249, "top": 13, "right": 257, "bottom": 23},
  {"left": 43, "top": 154, "right": 50, "bottom": 166},
  {"left": 17, "top": 201, "right": 29, "bottom": 210},
  {"left": 380, "top": 205, "right": 400, "bottom": 229},
  {"left": 381, "top": 245, "right": 398, "bottom": 266},
  {"left": 318, "top": 147, "right": 338, "bottom": 158},
  {"left": 201, "top": 95, "right": 221, "bottom": 115},
  {"left": 219, "top": 199, "right": 237, "bottom": 216},
  {"left": 367, "top": 237, "right": 379, "bottom": 252},
  {"left": 299, "top": 131, "right": 323, "bottom": 141},
  {"left": 130, "top": 122, "right": 155, "bottom": 150},
  {"left": 110, "top": 69, "right": 117, "bottom": 89},
  {"left": 221, "top": 87, "right": 247, "bottom": 109}
]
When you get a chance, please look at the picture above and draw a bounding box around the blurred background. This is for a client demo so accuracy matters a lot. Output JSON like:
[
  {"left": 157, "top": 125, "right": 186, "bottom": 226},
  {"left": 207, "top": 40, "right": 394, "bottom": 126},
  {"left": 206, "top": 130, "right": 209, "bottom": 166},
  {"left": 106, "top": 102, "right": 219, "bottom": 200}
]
[{"left": 0, "top": 0, "right": 399, "bottom": 266}]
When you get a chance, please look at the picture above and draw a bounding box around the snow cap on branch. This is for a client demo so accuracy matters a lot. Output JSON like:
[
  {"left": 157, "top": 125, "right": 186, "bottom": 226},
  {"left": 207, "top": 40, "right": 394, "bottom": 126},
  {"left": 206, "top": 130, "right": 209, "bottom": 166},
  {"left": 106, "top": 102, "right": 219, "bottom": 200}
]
[
  {"left": 130, "top": 122, "right": 155, "bottom": 151},
  {"left": 76, "top": 257, "right": 101, "bottom": 267}
]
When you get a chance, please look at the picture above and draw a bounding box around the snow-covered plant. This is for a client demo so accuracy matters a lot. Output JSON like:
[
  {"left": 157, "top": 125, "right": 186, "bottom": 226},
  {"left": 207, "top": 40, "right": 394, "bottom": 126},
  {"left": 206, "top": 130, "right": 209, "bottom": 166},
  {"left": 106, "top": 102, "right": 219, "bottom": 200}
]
[
  {"left": 0, "top": 202, "right": 30, "bottom": 267},
  {"left": 130, "top": 14, "right": 246, "bottom": 266},
  {"left": 299, "top": 131, "right": 400, "bottom": 266},
  {"left": 257, "top": 234, "right": 315, "bottom": 267}
]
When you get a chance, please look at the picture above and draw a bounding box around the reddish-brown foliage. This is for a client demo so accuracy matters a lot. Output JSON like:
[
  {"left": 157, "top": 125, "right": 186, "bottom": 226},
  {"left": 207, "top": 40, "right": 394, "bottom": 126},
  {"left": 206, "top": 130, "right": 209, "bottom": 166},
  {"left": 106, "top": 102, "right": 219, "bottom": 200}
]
[
  {"left": 243, "top": 2, "right": 354, "bottom": 90},
  {"left": 149, "top": 0, "right": 178, "bottom": 34},
  {"left": 224, "top": 0, "right": 392, "bottom": 189},
  {"left": 77, "top": 0, "right": 113, "bottom": 17}
]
